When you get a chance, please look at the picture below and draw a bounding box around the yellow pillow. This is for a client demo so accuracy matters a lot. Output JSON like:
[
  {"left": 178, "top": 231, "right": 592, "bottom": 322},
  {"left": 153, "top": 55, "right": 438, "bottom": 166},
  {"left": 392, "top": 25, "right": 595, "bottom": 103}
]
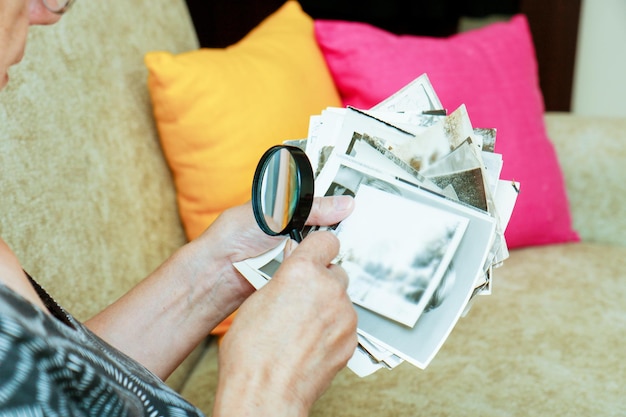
[{"left": 145, "top": 1, "right": 342, "bottom": 241}]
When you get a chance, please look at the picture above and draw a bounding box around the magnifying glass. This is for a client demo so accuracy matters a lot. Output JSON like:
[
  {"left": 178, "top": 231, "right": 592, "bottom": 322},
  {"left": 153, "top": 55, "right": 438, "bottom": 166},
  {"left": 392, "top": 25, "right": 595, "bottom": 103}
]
[{"left": 252, "top": 145, "right": 314, "bottom": 242}]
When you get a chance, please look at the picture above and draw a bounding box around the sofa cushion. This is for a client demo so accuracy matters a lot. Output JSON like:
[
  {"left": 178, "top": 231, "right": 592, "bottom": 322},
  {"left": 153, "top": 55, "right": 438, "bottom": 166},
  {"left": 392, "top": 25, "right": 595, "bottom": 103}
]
[
  {"left": 179, "top": 243, "right": 626, "bottom": 415},
  {"left": 0, "top": 0, "right": 196, "bottom": 322},
  {"left": 145, "top": 0, "right": 342, "bottom": 242},
  {"left": 545, "top": 113, "right": 626, "bottom": 247},
  {"left": 0, "top": 0, "right": 199, "bottom": 390},
  {"left": 314, "top": 15, "right": 579, "bottom": 249}
]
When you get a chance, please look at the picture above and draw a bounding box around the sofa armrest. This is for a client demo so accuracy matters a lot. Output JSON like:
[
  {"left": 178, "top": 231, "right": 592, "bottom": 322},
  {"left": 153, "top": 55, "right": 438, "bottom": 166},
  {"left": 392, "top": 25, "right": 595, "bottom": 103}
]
[{"left": 545, "top": 112, "right": 626, "bottom": 247}]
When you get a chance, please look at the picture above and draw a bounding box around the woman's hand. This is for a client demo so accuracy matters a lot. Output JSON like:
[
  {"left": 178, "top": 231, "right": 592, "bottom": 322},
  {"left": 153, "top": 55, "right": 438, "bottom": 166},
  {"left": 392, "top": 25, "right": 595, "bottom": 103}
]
[
  {"left": 85, "top": 195, "right": 354, "bottom": 381},
  {"left": 197, "top": 195, "right": 354, "bottom": 265},
  {"left": 183, "top": 195, "right": 355, "bottom": 314},
  {"left": 213, "top": 231, "right": 359, "bottom": 417}
]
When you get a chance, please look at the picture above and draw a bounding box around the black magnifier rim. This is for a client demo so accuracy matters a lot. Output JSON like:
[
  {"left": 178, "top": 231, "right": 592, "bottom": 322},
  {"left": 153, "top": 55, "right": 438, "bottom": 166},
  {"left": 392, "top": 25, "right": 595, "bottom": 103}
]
[{"left": 251, "top": 145, "right": 314, "bottom": 240}]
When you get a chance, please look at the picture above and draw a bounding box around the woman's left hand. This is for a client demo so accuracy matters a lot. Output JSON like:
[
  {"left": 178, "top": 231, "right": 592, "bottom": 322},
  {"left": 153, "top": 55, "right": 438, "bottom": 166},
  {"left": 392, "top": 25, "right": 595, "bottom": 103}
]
[
  {"left": 86, "top": 195, "right": 354, "bottom": 380},
  {"left": 182, "top": 195, "right": 355, "bottom": 315}
]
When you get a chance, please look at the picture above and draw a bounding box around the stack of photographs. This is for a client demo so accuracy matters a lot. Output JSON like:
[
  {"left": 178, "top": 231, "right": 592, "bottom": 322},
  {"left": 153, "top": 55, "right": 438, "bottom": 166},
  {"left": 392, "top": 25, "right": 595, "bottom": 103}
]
[{"left": 234, "top": 74, "right": 519, "bottom": 377}]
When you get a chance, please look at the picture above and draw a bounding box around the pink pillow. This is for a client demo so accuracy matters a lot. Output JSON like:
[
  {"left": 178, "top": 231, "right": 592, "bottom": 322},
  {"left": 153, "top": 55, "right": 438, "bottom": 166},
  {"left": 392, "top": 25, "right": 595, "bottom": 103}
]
[{"left": 314, "top": 15, "right": 579, "bottom": 249}]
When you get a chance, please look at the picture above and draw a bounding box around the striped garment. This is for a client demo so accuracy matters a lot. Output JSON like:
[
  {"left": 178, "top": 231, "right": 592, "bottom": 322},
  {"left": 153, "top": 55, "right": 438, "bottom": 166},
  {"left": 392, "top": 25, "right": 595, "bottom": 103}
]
[{"left": 0, "top": 277, "right": 204, "bottom": 416}]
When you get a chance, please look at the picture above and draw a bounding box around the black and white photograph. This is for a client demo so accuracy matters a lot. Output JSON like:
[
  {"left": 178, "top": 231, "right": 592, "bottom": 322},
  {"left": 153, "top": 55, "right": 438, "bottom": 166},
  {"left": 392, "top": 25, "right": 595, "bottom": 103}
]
[
  {"left": 474, "top": 127, "right": 497, "bottom": 153},
  {"left": 420, "top": 138, "right": 495, "bottom": 211},
  {"left": 306, "top": 107, "right": 346, "bottom": 176},
  {"left": 365, "top": 109, "right": 445, "bottom": 135},
  {"left": 233, "top": 73, "right": 518, "bottom": 377},
  {"left": 325, "top": 107, "right": 416, "bottom": 171},
  {"left": 370, "top": 73, "right": 443, "bottom": 113},
  {"left": 353, "top": 175, "right": 498, "bottom": 369},
  {"left": 379, "top": 104, "right": 476, "bottom": 173},
  {"left": 428, "top": 168, "right": 488, "bottom": 211},
  {"left": 344, "top": 132, "right": 443, "bottom": 193},
  {"left": 335, "top": 185, "right": 469, "bottom": 327}
]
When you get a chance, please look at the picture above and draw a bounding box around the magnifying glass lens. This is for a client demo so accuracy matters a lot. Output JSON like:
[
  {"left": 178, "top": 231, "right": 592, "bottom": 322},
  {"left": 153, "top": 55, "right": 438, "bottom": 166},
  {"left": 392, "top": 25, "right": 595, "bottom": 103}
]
[
  {"left": 252, "top": 145, "right": 314, "bottom": 242},
  {"left": 259, "top": 149, "right": 299, "bottom": 231}
]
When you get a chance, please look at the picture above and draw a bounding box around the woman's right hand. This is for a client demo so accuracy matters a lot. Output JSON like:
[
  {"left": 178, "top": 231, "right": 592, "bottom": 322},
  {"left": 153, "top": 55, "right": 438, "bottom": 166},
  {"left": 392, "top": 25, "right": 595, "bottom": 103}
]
[{"left": 212, "top": 231, "right": 358, "bottom": 417}]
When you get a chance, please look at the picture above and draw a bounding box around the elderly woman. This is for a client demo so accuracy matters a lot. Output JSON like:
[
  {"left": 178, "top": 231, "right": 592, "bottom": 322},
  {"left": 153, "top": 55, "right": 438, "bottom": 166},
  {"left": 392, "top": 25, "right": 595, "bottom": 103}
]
[{"left": 0, "top": 1, "right": 357, "bottom": 415}]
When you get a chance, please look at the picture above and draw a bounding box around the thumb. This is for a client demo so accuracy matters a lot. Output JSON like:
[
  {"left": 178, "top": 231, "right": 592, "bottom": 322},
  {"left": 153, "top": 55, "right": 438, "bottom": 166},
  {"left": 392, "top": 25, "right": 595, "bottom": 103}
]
[{"left": 306, "top": 195, "right": 355, "bottom": 226}]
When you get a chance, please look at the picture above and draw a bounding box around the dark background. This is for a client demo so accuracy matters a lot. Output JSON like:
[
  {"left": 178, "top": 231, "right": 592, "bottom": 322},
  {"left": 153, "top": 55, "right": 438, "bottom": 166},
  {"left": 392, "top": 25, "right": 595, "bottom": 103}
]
[{"left": 183, "top": 0, "right": 581, "bottom": 112}]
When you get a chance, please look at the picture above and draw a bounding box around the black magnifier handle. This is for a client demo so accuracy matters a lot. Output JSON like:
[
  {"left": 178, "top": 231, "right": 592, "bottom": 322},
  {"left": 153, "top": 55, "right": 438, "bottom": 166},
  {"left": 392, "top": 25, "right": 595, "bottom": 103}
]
[{"left": 289, "top": 229, "right": 303, "bottom": 243}]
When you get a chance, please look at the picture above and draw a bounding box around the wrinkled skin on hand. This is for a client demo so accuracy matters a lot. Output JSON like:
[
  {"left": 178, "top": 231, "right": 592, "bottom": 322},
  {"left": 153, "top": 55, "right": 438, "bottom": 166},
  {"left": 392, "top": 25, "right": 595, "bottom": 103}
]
[
  {"left": 211, "top": 199, "right": 358, "bottom": 417},
  {"left": 187, "top": 196, "right": 356, "bottom": 312}
]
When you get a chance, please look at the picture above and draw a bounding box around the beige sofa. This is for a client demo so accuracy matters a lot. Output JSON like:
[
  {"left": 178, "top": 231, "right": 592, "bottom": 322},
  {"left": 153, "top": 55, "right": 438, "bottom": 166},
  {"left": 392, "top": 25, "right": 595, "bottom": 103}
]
[{"left": 1, "top": 1, "right": 624, "bottom": 416}]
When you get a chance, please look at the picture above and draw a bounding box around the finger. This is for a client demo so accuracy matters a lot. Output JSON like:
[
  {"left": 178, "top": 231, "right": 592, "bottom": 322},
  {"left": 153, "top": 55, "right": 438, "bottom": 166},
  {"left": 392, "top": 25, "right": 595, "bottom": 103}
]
[
  {"left": 288, "top": 231, "right": 340, "bottom": 267},
  {"left": 305, "top": 196, "right": 354, "bottom": 226},
  {"left": 328, "top": 263, "right": 350, "bottom": 290}
]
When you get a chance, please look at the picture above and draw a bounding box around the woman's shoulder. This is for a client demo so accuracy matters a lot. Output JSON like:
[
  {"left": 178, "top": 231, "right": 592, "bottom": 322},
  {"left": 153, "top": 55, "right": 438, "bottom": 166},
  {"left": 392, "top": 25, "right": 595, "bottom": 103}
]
[
  {"left": 0, "top": 280, "right": 205, "bottom": 417},
  {"left": 0, "top": 240, "right": 206, "bottom": 417}
]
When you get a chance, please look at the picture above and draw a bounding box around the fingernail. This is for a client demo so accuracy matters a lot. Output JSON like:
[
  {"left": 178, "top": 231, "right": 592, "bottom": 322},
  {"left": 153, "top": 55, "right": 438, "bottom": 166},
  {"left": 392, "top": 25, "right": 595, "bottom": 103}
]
[
  {"left": 334, "top": 195, "right": 354, "bottom": 211},
  {"left": 284, "top": 239, "right": 298, "bottom": 257}
]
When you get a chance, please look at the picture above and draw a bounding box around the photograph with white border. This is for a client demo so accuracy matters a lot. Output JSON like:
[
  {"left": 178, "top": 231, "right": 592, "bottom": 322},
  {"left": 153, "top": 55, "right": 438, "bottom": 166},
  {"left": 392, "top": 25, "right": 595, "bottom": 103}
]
[
  {"left": 335, "top": 185, "right": 469, "bottom": 328},
  {"left": 314, "top": 158, "right": 497, "bottom": 368}
]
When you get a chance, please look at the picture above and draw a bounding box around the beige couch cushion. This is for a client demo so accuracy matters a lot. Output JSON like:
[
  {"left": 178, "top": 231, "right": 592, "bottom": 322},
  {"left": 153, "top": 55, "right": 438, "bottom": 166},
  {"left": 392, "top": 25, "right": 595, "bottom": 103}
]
[
  {"left": 546, "top": 113, "right": 626, "bottom": 247},
  {"left": 180, "top": 243, "right": 626, "bottom": 416},
  {"left": 0, "top": 0, "right": 199, "bottom": 390},
  {"left": 0, "top": 1, "right": 196, "bottom": 321}
]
